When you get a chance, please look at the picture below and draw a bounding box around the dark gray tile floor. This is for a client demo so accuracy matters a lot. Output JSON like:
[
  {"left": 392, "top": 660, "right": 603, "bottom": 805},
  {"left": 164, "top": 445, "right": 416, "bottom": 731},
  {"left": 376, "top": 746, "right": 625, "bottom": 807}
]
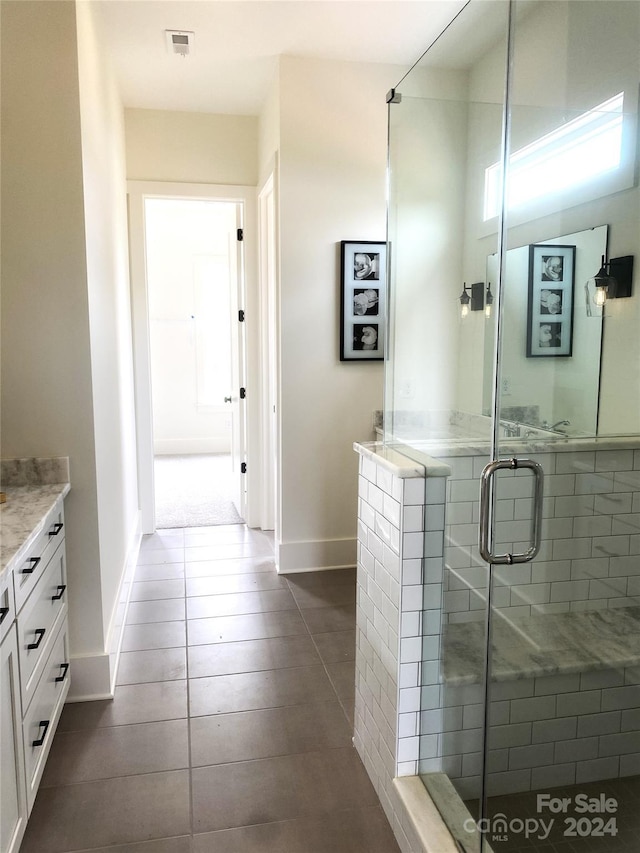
[{"left": 20, "top": 525, "right": 400, "bottom": 853}]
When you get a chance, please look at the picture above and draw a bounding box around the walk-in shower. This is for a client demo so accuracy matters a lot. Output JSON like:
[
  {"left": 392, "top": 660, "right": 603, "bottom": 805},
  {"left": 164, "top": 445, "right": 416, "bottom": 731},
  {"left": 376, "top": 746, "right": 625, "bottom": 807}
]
[{"left": 354, "top": 1, "right": 640, "bottom": 851}]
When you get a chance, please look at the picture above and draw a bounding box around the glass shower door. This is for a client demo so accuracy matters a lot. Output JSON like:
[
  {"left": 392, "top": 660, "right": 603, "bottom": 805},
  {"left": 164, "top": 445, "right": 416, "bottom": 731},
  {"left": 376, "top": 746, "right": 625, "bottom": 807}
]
[
  {"left": 385, "top": 1, "right": 639, "bottom": 851},
  {"left": 482, "top": 3, "right": 640, "bottom": 850},
  {"left": 384, "top": 4, "right": 510, "bottom": 852}
]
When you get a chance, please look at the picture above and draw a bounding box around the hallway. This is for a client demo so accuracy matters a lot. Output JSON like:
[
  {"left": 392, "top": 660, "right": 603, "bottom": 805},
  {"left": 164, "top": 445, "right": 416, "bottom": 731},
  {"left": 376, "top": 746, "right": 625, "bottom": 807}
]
[{"left": 19, "top": 525, "right": 400, "bottom": 852}]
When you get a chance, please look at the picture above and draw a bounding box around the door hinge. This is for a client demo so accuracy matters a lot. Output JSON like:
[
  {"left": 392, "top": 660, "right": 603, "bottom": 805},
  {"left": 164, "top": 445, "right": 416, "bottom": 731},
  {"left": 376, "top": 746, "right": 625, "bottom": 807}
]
[
  {"left": 240, "top": 387, "right": 246, "bottom": 399},
  {"left": 238, "top": 309, "right": 245, "bottom": 322},
  {"left": 237, "top": 228, "right": 244, "bottom": 241},
  {"left": 240, "top": 462, "right": 247, "bottom": 474}
]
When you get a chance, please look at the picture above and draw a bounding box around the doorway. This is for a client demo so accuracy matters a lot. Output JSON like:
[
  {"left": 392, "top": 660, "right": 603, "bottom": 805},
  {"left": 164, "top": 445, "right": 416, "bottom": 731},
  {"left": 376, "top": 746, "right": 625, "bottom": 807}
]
[
  {"left": 128, "top": 182, "right": 257, "bottom": 534},
  {"left": 144, "top": 197, "right": 243, "bottom": 528}
]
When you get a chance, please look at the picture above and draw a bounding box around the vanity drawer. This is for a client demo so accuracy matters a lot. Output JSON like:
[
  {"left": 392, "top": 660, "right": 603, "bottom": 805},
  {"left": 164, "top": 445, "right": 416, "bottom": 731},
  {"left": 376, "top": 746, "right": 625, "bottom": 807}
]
[
  {"left": 0, "top": 570, "right": 16, "bottom": 644},
  {"left": 14, "top": 503, "right": 65, "bottom": 613},
  {"left": 22, "top": 621, "right": 69, "bottom": 813},
  {"left": 17, "top": 542, "right": 67, "bottom": 711}
]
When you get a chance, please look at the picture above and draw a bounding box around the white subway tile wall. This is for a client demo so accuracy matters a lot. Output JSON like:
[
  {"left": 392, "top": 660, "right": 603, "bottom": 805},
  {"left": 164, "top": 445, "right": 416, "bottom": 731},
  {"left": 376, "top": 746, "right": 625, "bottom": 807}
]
[
  {"left": 443, "top": 449, "right": 640, "bottom": 624},
  {"left": 354, "top": 449, "right": 452, "bottom": 842},
  {"left": 355, "top": 445, "right": 640, "bottom": 814}
]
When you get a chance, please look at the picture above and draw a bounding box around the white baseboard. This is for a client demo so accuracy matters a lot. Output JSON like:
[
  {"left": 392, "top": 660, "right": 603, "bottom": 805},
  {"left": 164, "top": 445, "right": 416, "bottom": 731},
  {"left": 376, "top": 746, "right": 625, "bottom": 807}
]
[
  {"left": 154, "top": 438, "right": 231, "bottom": 455},
  {"left": 67, "top": 512, "right": 142, "bottom": 702},
  {"left": 106, "top": 511, "right": 142, "bottom": 694},
  {"left": 276, "top": 537, "right": 356, "bottom": 574},
  {"left": 67, "top": 652, "right": 113, "bottom": 702}
]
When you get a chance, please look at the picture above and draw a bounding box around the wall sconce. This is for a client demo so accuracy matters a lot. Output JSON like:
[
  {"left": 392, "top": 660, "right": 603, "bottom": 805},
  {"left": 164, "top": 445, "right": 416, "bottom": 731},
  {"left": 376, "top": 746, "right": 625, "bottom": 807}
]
[
  {"left": 485, "top": 283, "right": 494, "bottom": 319},
  {"left": 592, "top": 255, "right": 634, "bottom": 306},
  {"left": 459, "top": 282, "right": 485, "bottom": 318}
]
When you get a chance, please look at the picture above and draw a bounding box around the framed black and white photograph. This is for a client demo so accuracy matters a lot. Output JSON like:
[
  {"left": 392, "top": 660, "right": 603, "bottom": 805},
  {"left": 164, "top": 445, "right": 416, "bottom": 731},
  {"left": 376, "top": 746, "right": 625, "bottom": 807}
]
[
  {"left": 340, "top": 241, "right": 386, "bottom": 360},
  {"left": 526, "top": 244, "right": 575, "bottom": 357}
]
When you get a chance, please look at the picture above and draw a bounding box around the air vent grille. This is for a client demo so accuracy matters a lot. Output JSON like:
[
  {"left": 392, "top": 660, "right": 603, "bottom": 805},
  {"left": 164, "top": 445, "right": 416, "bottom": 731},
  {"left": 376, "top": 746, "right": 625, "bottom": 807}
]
[{"left": 165, "top": 30, "right": 194, "bottom": 57}]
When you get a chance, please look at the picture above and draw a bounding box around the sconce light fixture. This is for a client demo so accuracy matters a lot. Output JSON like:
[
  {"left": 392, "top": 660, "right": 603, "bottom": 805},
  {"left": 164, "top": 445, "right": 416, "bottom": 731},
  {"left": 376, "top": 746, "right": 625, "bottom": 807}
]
[
  {"left": 459, "top": 283, "right": 471, "bottom": 318},
  {"left": 459, "top": 282, "right": 485, "bottom": 318},
  {"left": 485, "top": 283, "right": 494, "bottom": 319},
  {"left": 592, "top": 254, "right": 634, "bottom": 306}
]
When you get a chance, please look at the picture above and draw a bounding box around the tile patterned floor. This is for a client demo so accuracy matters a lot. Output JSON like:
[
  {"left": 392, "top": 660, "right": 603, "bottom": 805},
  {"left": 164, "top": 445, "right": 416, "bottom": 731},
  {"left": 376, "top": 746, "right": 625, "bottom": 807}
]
[{"left": 20, "top": 525, "right": 401, "bottom": 853}]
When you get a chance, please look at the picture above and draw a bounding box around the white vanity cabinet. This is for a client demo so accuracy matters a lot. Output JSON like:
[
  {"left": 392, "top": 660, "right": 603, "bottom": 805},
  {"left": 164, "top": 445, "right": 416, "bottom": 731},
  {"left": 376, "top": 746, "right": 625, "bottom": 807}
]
[
  {"left": 1, "top": 577, "right": 27, "bottom": 853},
  {"left": 0, "top": 492, "right": 70, "bottom": 853}
]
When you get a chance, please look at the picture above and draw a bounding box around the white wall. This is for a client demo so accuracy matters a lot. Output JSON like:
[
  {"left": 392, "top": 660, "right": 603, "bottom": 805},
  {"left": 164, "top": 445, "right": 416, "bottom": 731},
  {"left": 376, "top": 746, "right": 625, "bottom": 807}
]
[
  {"left": 1, "top": 0, "right": 104, "bottom": 664},
  {"left": 258, "top": 67, "right": 280, "bottom": 185},
  {"left": 1, "top": 0, "right": 140, "bottom": 698},
  {"left": 75, "top": 1, "right": 140, "bottom": 658},
  {"left": 276, "top": 56, "right": 401, "bottom": 571},
  {"left": 125, "top": 108, "right": 259, "bottom": 186}
]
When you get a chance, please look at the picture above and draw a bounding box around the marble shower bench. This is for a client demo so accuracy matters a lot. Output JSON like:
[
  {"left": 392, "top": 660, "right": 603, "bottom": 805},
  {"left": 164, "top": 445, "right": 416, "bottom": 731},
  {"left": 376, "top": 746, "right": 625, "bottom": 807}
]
[{"left": 441, "top": 608, "right": 640, "bottom": 799}]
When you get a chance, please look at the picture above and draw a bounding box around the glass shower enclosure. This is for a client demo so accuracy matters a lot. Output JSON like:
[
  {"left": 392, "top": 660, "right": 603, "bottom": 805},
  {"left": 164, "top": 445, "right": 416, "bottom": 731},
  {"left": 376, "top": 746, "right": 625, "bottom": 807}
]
[{"left": 385, "top": 1, "right": 640, "bottom": 850}]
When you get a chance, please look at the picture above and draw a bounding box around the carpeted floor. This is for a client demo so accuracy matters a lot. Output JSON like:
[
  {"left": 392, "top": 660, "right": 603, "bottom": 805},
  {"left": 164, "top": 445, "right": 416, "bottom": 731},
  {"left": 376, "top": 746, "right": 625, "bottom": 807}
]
[{"left": 154, "top": 454, "right": 244, "bottom": 529}]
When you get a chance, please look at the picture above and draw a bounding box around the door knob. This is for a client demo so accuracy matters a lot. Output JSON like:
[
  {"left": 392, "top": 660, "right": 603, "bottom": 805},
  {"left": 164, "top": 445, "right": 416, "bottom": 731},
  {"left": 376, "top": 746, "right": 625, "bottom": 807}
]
[{"left": 224, "top": 396, "right": 232, "bottom": 403}]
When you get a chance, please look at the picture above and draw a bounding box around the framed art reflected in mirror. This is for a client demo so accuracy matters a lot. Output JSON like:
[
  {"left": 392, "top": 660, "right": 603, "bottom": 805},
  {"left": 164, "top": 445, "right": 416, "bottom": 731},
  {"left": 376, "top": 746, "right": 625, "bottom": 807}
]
[{"left": 526, "top": 244, "right": 576, "bottom": 358}]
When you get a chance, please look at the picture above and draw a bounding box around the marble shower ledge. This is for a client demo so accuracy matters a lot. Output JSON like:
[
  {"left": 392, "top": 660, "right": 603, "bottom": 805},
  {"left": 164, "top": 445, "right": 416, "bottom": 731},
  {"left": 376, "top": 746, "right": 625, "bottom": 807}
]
[
  {"left": 381, "top": 433, "right": 640, "bottom": 460},
  {"left": 354, "top": 441, "right": 451, "bottom": 478},
  {"left": 442, "top": 606, "right": 640, "bottom": 685},
  {"left": 1, "top": 457, "right": 70, "bottom": 578}
]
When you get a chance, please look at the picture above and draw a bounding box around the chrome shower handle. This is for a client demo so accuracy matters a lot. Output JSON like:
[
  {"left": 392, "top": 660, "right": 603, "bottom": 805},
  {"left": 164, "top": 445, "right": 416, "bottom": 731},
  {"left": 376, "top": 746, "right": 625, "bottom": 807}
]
[{"left": 479, "top": 458, "right": 544, "bottom": 565}]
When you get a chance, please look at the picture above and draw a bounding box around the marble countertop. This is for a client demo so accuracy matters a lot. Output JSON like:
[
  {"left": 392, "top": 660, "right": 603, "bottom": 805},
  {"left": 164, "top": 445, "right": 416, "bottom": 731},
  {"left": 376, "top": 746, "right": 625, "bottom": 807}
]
[
  {"left": 1, "top": 483, "right": 71, "bottom": 578},
  {"left": 1, "top": 457, "right": 70, "bottom": 579},
  {"left": 442, "top": 606, "right": 640, "bottom": 685}
]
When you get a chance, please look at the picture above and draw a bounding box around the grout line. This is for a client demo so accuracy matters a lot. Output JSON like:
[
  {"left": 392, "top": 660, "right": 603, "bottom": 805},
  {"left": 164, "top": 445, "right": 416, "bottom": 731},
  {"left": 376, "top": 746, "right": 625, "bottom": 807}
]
[
  {"left": 183, "top": 540, "right": 196, "bottom": 842},
  {"left": 285, "top": 575, "right": 357, "bottom": 730}
]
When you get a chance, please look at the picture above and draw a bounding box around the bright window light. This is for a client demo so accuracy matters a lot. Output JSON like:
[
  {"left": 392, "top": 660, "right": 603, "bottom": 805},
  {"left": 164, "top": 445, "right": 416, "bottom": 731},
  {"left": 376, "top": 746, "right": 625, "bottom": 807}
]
[{"left": 484, "top": 93, "right": 624, "bottom": 220}]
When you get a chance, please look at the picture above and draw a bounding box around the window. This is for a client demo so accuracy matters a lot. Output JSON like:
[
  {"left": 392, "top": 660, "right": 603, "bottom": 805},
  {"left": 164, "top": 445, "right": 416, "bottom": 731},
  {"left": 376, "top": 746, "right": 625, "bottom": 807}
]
[{"left": 484, "top": 93, "right": 625, "bottom": 221}]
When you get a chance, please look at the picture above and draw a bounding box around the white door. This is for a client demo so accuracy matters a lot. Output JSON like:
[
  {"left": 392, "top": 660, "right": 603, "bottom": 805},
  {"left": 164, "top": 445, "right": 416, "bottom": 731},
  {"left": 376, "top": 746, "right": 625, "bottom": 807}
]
[{"left": 228, "top": 205, "right": 247, "bottom": 519}]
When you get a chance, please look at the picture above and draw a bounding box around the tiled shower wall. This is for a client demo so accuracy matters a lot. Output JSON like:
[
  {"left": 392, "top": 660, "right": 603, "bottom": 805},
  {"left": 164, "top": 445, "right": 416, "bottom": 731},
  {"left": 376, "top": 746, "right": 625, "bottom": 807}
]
[
  {"left": 354, "top": 448, "right": 450, "bottom": 847},
  {"left": 354, "top": 441, "right": 640, "bottom": 825},
  {"left": 442, "top": 662, "right": 640, "bottom": 801},
  {"left": 444, "top": 447, "right": 640, "bottom": 623}
]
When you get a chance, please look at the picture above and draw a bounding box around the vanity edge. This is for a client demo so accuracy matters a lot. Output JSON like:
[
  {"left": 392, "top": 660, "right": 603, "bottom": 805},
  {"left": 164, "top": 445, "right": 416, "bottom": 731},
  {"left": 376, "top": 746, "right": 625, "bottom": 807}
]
[{"left": 1, "top": 457, "right": 70, "bottom": 579}]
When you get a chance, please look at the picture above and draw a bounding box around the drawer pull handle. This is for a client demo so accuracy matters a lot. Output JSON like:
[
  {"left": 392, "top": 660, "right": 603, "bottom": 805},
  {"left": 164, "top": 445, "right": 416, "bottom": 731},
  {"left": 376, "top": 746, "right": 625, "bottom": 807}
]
[
  {"left": 32, "top": 720, "right": 50, "bottom": 748},
  {"left": 0, "top": 606, "right": 9, "bottom": 624},
  {"left": 55, "top": 662, "right": 69, "bottom": 683},
  {"left": 27, "top": 628, "right": 46, "bottom": 650},
  {"left": 22, "top": 557, "right": 41, "bottom": 575},
  {"left": 51, "top": 585, "right": 67, "bottom": 601},
  {"left": 49, "top": 522, "right": 64, "bottom": 537}
]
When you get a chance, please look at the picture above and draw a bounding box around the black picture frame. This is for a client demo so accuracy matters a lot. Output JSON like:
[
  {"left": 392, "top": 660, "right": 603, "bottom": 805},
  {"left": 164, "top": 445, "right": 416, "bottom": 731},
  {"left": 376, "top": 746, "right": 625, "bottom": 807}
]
[
  {"left": 340, "top": 241, "right": 386, "bottom": 361},
  {"left": 526, "top": 244, "right": 576, "bottom": 358}
]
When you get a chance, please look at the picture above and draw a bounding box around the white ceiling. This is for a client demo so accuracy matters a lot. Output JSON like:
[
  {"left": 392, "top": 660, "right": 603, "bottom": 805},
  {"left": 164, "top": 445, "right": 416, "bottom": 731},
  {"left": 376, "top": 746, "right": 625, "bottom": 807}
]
[{"left": 94, "top": 0, "right": 468, "bottom": 115}]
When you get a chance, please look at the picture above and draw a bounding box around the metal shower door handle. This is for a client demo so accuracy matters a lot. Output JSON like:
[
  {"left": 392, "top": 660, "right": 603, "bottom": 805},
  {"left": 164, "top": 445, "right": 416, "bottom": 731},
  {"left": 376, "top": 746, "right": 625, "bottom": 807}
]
[{"left": 479, "top": 458, "right": 544, "bottom": 565}]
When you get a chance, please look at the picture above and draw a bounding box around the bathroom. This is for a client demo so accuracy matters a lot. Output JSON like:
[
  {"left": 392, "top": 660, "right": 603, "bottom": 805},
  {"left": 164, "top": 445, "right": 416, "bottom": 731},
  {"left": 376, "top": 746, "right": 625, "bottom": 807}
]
[
  {"left": 354, "top": 1, "right": 640, "bottom": 851},
  {"left": 1, "top": 0, "right": 638, "bottom": 851}
]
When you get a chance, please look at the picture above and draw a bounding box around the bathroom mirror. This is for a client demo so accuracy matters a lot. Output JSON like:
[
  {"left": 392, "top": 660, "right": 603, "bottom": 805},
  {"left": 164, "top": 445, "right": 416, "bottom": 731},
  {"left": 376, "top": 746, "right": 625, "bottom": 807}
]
[{"left": 484, "top": 225, "right": 607, "bottom": 436}]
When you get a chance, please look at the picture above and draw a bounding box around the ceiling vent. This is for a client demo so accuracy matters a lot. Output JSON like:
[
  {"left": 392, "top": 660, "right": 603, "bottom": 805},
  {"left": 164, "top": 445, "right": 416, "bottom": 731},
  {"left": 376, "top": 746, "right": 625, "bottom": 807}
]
[{"left": 165, "top": 30, "right": 194, "bottom": 57}]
